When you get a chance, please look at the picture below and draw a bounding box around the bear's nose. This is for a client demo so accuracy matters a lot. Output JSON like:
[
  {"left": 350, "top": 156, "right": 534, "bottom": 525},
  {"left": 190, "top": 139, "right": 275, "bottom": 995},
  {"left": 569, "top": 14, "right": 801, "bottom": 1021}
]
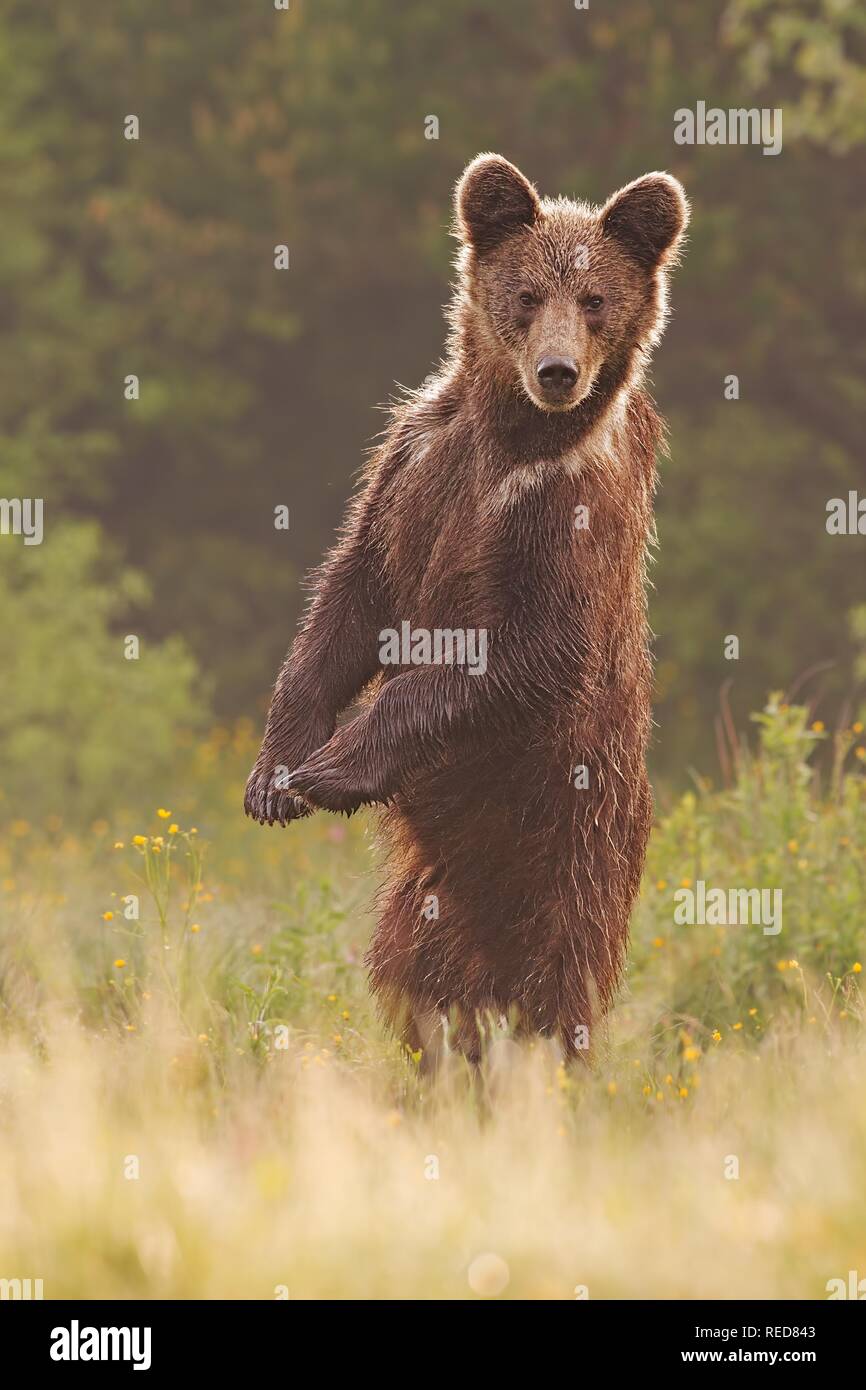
[{"left": 536, "top": 356, "right": 579, "bottom": 392}]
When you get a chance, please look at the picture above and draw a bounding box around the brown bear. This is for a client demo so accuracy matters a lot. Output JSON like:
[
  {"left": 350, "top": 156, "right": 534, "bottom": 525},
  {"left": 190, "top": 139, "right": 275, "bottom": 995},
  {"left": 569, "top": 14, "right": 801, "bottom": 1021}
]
[{"left": 245, "top": 154, "right": 688, "bottom": 1066}]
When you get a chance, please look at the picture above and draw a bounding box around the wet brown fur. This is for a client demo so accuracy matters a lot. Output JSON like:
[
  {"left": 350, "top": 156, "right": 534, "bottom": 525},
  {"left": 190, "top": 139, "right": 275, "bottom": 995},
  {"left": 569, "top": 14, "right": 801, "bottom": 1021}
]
[{"left": 244, "top": 156, "right": 689, "bottom": 1064}]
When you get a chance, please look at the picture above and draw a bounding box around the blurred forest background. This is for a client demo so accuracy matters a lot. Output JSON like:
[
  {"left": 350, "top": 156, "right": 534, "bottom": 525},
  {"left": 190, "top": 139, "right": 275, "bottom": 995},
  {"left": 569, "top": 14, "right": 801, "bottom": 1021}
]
[{"left": 1, "top": 0, "right": 864, "bottom": 820}]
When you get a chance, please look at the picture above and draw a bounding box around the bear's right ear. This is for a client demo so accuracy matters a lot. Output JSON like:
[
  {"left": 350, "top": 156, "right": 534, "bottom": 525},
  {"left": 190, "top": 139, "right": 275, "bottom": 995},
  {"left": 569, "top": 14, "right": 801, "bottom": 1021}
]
[{"left": 455, "top": 154, "right": 540, "bottom": 255}]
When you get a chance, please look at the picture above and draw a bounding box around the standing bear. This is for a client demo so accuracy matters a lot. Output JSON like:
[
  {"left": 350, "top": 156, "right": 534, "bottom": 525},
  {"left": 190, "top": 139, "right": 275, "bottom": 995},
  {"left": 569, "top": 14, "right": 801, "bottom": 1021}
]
[{"left": 245, "top": 155, "right": 688, "bottom": 1065}]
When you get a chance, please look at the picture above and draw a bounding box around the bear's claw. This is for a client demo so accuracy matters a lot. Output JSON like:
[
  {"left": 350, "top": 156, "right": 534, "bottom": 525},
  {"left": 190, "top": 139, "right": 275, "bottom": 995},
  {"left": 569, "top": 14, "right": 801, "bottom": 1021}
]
[{"left": 243, "top": 768, "right": 313, "bottom": 826}]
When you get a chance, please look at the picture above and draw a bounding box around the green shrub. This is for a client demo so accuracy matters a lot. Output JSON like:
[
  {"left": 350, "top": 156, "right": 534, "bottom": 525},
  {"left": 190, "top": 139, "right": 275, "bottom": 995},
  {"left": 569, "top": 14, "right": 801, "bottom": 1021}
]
[
  {"left": 633, "top": 696, "right": 866, "bottom": 1041},
  {"left": 0, "top": 521, "right": 208, "bottom": 823}
]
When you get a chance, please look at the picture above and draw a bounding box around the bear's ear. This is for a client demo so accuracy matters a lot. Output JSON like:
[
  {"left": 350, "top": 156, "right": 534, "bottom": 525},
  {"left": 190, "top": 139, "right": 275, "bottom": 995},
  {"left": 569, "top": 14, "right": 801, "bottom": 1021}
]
[
  {"left": 601, "top": 172, "right": 689, "bottom": 270},
  {"left": 456, "top": 154, "right": 541, "bottom": 255}
]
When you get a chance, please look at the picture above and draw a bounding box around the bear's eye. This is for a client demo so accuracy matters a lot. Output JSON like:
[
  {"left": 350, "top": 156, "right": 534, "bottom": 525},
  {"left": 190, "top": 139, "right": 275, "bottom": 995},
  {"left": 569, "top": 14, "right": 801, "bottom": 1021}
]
[
  {"left": 586, "top": 294, "right": 604, "bottom": 311},
  {"left": 517, "top": 291, "right": 536, "bottom": 309}
]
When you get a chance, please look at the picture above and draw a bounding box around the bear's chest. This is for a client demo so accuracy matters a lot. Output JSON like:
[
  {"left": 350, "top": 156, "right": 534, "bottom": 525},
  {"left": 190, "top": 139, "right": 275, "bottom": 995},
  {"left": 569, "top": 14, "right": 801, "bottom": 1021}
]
[{"left": 381, "top": 450, "right": 634, "bottom": 630}]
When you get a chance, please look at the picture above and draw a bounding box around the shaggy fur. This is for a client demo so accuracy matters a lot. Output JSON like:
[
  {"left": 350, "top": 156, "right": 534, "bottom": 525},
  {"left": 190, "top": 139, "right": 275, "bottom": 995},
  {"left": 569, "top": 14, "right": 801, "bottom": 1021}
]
[{"left": 245, "top": 155, "right": 689, "bottom": 1063}]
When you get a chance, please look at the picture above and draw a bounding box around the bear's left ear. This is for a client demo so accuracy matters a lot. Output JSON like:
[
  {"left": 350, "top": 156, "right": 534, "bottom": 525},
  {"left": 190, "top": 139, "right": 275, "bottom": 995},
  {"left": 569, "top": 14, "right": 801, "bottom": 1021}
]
[
  {"left": 601, "top": 172, "right": 689, "bottom": 270},
  {"left": 456, "top": 154, "right": 541, "bottom": 255}
]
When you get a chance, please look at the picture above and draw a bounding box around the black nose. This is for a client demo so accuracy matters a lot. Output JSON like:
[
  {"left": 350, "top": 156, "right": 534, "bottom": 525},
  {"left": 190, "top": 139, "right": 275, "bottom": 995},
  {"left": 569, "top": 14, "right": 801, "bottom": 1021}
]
[{"left": 536, "top": 356, "right": 579, "bottom": 393}]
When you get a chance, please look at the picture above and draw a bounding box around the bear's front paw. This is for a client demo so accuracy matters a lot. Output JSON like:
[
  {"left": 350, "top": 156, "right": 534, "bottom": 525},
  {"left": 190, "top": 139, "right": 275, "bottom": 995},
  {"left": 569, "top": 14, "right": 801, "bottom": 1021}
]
[
  {"left": 286, "top": 752, "right": 385, "bottom": 817},
  {"left": 243, "top": 764, "right": 314, "bottom": 827}
]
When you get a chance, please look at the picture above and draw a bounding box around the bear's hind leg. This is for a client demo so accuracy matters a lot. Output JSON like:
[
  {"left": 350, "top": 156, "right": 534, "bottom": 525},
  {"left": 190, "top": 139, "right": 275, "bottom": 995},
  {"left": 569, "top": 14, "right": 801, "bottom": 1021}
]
[{"left": 403, "top": 1007, "right": 446, "bottom": 1076}]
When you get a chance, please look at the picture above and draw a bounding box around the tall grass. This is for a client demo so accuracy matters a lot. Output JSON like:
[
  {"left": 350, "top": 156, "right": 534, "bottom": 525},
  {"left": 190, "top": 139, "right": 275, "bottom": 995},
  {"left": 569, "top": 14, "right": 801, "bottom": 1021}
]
[{"left": 0, "top": 699, "right": 863, "bottom": 1298}]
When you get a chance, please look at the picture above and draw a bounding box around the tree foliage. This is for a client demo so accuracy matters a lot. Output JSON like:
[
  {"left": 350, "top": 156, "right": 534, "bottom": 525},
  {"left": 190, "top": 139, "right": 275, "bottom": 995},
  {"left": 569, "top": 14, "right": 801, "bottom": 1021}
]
[{"left": 0, "top": 0, "right": 863, "bottom": 780}]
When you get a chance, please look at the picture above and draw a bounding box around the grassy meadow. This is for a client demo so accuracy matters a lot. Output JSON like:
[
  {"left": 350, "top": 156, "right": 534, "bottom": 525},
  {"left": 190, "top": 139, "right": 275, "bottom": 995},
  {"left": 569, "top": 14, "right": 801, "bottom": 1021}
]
[{"left": 0, "top": 698, "right": 864, "bottom": 1300}]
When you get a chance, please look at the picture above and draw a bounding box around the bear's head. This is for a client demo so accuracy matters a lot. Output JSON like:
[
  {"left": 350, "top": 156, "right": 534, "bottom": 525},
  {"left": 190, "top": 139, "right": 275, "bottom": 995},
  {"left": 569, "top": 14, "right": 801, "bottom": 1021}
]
[{"left": 454, "top": 154, "right": 688, "bottom": 413}]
